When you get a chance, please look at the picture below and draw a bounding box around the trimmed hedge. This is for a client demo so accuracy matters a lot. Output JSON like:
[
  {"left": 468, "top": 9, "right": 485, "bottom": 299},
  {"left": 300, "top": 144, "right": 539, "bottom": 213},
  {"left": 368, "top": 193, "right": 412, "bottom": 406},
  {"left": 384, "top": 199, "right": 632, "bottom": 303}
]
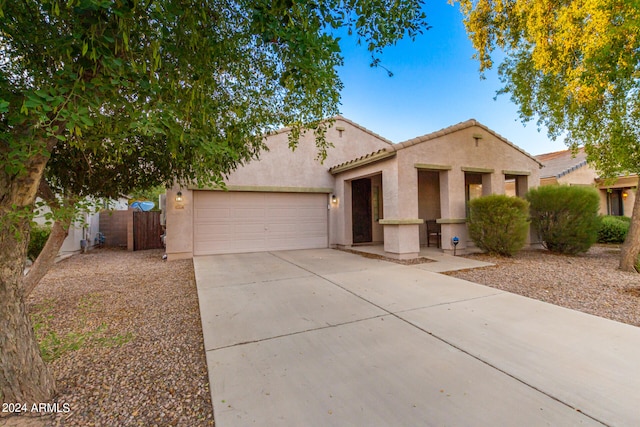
[
  {"left": 598, "top": 215, "right": 630, "bottom": 243},
  {"left": 526, "top": 185, "right": 601, "bottom": 255},
  {"left": 28, "top": 224, "right": 52, "bottom": 261},
  {"left": 467, "top": 194, "right": 530, "bottom": 256}
]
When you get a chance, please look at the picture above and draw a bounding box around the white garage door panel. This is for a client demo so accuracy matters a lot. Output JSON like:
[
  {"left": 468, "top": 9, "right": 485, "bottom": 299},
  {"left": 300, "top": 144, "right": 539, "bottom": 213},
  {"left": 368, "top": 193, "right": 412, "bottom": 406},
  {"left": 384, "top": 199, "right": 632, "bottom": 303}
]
[{"left": 194, "top": 191, "right": 328, "bottom": 255}]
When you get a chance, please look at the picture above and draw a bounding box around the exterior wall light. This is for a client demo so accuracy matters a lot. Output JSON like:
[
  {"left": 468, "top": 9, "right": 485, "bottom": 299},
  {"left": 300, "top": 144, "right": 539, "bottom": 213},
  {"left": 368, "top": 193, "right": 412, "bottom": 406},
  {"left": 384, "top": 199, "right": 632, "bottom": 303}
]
[
  {"left": 331, "top": 194, "right": 338, "bottom": 204},
  {"left": 622, "top": 190, "right": 629, "bottom": 200},
  {"left": 175, "top": 191, "right": 183, "bottom": 202}
]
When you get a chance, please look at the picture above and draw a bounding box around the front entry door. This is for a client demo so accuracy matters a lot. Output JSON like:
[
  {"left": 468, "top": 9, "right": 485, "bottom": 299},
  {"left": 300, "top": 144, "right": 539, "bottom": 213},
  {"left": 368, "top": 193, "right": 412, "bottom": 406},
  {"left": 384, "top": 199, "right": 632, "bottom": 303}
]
[
  {"left": 609, "top": 189, "right": 623, "bottom": 216},
  {"left": 352, "top": 178, "right": 372, "bottom": 243}
]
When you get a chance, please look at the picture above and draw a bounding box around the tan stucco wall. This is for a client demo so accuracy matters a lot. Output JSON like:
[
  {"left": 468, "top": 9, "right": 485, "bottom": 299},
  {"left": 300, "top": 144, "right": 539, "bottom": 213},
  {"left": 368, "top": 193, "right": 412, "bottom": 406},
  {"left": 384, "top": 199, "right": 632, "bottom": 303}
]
[
  {"left": 370, "top": 174, "right": 384, "bottom": 242},
  {"left": 165, "top": 186, "right": 194, "bottom": 259},
  {"left": 393, "top": 125, "right": 541, "bottom": 253},
  {"left": 166, "top": 118, "right": 391, "bottom": 259},
  {"left": 219, "top": 118, "right": 391, "bottom": 190},
  {"left": 332, "top": 124, "right": 541, "bottom": 256},
  {"left": 622, "top": 188, "right": 637, "bottom": 216},
  {"left": 556, "top": 164, "right": 597, "bottom": 186},
  {"left": 167, "top": 118, "right": 543, "bottom": 259}
]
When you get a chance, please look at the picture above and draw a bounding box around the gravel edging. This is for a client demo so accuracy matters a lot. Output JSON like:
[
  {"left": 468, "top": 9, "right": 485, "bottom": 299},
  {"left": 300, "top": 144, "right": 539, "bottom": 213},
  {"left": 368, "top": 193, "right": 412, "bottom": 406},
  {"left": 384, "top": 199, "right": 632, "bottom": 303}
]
[
  {"left": 446, "top": 245, "right": 640, "bottom": 327},
  {"left": 13, "top": 248, "right": 215, "bottom": 427}
]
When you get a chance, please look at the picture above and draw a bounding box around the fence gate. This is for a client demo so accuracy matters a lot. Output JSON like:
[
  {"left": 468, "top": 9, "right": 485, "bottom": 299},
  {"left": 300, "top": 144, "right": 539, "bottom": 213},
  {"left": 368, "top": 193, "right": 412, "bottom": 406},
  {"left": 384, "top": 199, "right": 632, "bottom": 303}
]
[{"left": 133, "top": 211, "right": 163, "bottom": 251}]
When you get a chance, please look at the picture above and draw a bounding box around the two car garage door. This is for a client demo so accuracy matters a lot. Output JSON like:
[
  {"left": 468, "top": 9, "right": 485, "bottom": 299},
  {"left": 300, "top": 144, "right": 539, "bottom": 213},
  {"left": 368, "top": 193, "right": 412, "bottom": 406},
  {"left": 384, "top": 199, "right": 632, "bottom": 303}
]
[{"left": 193, "top": 191, "right": 329, "bottom": 255}]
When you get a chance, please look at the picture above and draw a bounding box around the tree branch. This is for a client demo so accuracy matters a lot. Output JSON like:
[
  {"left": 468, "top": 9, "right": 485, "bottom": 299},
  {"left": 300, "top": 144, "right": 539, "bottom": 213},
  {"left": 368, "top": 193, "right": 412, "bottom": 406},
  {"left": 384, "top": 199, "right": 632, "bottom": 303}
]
[{"left": 24, "top": 182, "right": 77, "bottom": 296}]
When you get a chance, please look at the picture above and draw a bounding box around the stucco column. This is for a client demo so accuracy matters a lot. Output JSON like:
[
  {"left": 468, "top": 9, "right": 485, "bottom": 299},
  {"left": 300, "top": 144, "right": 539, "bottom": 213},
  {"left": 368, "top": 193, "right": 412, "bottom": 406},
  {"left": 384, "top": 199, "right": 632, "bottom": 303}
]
[
  {"left": 380, "top": 220, "right": 422, "bottom": 259},
  {"left": 439, "top": 169, "right": 468, "bottom": 253},
  {"left": 166, "top": 186, "right": 194, "bottom": 260},
  {"left": 381, "top": 163, "right": 399, "bottom": 218},
  {"left": 397, "top": 166, "right": 419, "bottom": 218},
  {"left": 516, "top": 175, "right": 529, "bottom": 197},
  {"left": 380, "top": 162, "right": 422, "bottom": 258},
  {"left": 334, "top": 179, "right": 351, "bottom": 247},
  {"left": 483, "top": 172, "right": 495, "bottom": 195}
]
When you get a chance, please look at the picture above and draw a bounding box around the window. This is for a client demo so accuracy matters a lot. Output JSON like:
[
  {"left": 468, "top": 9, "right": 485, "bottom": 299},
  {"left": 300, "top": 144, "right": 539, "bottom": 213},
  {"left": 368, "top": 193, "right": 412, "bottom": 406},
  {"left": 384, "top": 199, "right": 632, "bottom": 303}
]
[
  {"left": 465, "top": 173, "right": 484, "bottom": 216},
  {"left": 504, "top": 174, "right": 528, "bottom": 197},
  {"left": 504, "top": 177, "right": 517, "bottom": 197}
]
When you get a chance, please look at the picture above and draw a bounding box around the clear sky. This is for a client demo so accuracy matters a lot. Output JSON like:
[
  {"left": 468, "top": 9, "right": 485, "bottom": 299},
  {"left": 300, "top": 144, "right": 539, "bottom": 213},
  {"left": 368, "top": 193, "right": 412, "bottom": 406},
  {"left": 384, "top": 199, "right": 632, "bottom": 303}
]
[{"left": 336, "top": 1, "right": 567, "bottom": 156}]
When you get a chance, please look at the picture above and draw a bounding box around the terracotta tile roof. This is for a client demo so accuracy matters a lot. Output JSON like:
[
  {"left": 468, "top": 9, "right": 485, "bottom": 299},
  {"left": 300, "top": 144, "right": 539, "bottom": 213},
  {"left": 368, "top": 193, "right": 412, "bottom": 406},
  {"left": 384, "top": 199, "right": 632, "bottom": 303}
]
[
  {"left": 535, "top": 147, "right": 588, "bottom": 179},
  {"left": 328, "top": 148, "right": 395, "bottom": 174}
]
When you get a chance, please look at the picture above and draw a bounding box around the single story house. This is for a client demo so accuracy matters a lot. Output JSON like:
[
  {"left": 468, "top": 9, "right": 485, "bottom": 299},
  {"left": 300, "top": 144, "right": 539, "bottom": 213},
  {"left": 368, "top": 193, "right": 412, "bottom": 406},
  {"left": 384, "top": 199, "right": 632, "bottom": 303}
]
[
  {"left": 165, "top": 116, "right": 542, "bottom": 260},
  {"left": 536, "top": 148, "right": 638, "bottom": 217}
]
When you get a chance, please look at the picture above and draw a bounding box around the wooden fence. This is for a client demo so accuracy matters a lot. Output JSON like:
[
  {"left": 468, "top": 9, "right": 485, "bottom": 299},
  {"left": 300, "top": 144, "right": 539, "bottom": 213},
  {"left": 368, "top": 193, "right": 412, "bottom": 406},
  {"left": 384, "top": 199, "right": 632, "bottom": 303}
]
[{"left": 133, "top": 211, "right": 164, "bottom": 251}]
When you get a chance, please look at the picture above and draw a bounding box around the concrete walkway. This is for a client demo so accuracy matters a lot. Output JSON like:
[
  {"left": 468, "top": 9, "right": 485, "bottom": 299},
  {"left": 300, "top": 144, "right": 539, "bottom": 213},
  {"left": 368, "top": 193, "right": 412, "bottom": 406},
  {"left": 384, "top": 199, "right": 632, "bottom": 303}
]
[{"left": 194, "top": 249, "right": 640, "bottom": 426}]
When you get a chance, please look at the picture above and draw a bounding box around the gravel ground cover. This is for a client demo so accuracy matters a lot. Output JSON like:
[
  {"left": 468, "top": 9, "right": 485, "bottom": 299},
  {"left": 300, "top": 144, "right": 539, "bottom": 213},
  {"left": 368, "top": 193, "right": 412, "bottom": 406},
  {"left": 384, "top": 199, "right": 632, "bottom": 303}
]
[
  {"left": 446, "top": 245, "right": 640, "bottom": 327},
  {"left": 2, "top": 248, "right": 214, "bottom": 427},
  {"left": 3, "top": 244, "right": 639, "bottom": 426}
]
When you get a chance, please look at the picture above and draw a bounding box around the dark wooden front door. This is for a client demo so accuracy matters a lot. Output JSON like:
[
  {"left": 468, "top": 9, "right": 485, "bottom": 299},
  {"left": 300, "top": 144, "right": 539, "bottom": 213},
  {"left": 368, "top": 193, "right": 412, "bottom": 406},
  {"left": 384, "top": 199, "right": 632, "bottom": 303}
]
[{"left": 352, "top": 178, "right": 372, "bottom": 243}]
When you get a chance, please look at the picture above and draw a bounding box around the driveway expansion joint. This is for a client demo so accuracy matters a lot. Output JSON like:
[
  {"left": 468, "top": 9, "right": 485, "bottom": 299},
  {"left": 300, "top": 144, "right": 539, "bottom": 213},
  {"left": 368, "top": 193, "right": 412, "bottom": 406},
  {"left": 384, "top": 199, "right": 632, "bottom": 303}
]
[
  {"left": 206, "top": 314, "right": 391, "bottom": 353},
  {"left": 393, "top": 290, "right": 506, "bottom": 315}
]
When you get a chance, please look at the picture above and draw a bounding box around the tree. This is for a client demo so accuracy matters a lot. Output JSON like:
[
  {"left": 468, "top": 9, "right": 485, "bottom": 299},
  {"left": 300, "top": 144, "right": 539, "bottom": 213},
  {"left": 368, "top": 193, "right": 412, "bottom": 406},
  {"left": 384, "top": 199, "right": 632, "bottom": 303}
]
[
  {"left": 1, "top": 0, "right": 428, "bottom": 405},
  {"left": 526, "top": 185, "right": 601, "bottom": 255},
  {"left": 456, "top": 0, "right": 640, "bottom": 271}
]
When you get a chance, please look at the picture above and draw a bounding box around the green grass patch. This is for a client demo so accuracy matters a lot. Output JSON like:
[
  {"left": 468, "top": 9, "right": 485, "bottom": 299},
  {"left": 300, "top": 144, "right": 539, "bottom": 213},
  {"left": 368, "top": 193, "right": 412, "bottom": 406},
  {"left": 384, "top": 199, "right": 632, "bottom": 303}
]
[{"left": 31, "top": 295, "right": 134, "bottom": 362}]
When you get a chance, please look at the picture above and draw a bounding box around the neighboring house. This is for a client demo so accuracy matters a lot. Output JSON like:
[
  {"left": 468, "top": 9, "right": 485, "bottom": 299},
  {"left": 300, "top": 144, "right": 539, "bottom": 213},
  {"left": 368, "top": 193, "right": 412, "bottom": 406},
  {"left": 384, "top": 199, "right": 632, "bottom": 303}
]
[
  {"left": 33, "top": 197, "right": 129, "bottom": 258},
  {"left": 536, "top": 148, "right": 637, "bottom": 217},
  {"left": 165, "top": 116, "right": 542, "bottom": 260}
]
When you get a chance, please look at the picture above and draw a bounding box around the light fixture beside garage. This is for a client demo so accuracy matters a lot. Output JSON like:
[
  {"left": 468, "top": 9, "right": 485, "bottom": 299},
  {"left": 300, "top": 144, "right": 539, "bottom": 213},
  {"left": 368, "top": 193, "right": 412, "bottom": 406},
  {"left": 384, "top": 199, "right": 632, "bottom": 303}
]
[
  {"left": 623, "top": 190, "right": 629, "bottom": 200},
  {"left": 175, "top": 191, "right": 183, "bottom": 202},
  {"left": 331, "top": 194, "right": 338, "bottom": 204}
]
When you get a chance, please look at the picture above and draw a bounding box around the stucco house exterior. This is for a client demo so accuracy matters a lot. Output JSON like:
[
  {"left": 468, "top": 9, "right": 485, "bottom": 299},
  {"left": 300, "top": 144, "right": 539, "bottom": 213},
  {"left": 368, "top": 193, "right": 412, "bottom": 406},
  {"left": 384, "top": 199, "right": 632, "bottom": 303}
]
[
  {"left": 536, "top": 148, "right": 638, "bottom": 217},
  {"left": 165, "top": 116, "right": 542, "bottom": 260}
]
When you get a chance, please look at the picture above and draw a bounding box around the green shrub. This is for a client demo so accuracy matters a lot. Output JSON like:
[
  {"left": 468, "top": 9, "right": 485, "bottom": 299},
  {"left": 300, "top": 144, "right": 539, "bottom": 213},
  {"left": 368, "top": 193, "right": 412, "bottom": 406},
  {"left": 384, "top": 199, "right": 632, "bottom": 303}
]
[
  {"left": 467, "top": 194, "right": 530, "bottom": 256},
  {"left": 598, "top": 215, "right": 630, "bottom": 243},
  {"left": 28, "top": 224, "right": 52, "bottom": 261},
  {"left": 526, "top": 185, "right": 601, "bottom": 255}
]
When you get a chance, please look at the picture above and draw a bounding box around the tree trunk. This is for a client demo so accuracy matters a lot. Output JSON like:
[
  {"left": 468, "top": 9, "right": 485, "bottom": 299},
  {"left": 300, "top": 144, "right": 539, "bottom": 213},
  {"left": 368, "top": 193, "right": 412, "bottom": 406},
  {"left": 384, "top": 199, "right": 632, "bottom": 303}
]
[
  {"left": 620, "top": 177, "right": 640, "bottom": 272},
  {"left": 23, "top": 218, "right": 71, "bottom": 297},
  {"left": 0, "top": 149, "right": 57, "bottom": 404}
]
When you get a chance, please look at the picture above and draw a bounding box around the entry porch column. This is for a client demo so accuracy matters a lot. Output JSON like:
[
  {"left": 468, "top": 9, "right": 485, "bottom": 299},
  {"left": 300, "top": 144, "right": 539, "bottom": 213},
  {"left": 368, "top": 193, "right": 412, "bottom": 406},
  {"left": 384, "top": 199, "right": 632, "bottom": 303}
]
[{"left": 379, "top": 219, "right": 424, "bottom": 259}]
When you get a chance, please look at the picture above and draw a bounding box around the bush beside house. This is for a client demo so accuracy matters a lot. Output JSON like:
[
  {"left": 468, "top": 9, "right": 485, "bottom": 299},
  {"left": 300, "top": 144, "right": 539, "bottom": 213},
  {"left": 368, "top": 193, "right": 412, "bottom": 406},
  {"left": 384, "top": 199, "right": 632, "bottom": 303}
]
[
  {"left": 526, "top": 185, "right": 601, "bottom": 255},
  {"left": 467, "top": 194, "right": 530, "bottom": 256},
  {"left": 598, "top": 215, "right": 630, "bottom": 244}
]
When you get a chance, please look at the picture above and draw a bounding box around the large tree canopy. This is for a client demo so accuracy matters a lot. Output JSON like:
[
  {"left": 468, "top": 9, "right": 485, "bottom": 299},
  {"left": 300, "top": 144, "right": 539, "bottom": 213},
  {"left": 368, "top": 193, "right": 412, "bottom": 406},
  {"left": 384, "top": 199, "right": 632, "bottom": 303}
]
[
  {"left": 0, "top": 0, "right": 428, "bottom": 405},
  {"left": 2, "top": 0, "right": 425, "bottom": 192},
  {"left": 457, "top": 0, "right": 640, "bottom": 271}
]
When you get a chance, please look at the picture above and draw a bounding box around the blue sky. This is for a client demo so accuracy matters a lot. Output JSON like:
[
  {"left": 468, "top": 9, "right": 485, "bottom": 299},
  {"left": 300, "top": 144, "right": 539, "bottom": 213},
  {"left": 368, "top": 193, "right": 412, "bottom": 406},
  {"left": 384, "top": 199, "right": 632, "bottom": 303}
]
[{"left": 336, "top": 1, "right": 567, "bottom": 156}]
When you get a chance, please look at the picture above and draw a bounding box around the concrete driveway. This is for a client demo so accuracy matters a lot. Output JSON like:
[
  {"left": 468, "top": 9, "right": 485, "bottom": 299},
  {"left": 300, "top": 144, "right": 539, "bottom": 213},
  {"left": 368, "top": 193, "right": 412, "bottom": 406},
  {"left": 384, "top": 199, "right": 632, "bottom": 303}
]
[{"left": 194, "top": 249, "right": 640, "bottom": 426}]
